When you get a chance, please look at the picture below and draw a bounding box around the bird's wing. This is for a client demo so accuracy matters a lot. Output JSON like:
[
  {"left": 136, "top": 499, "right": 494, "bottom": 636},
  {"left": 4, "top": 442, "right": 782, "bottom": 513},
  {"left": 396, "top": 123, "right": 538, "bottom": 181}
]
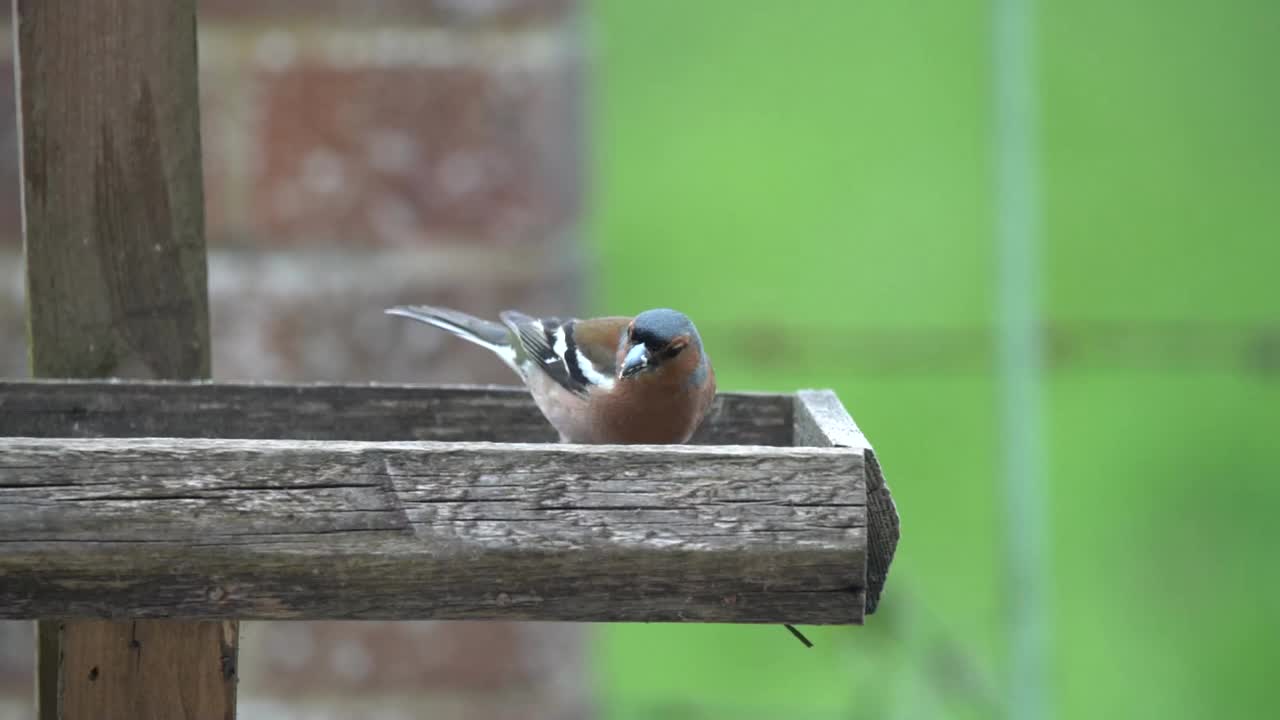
[
  {"left": 569, "top": 316, "right": 630, "bottom": 376},
  {"left": 500, "top": 312, "right": 628, "bottom": 397}
]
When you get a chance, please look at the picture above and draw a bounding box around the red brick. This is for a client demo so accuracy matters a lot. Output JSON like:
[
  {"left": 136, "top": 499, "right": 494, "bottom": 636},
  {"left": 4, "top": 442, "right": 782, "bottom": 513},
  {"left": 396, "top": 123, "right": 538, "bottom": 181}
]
[
  {"left": 242, "top": 621, "right": 584, "bottom": 694},
  {"left": 241, "top": 48, "right": 581, "bottom": 250},
  {"left": 199, "top": 55, "right": 250, "bottom": 248},
  {"left": 207, "top": 248, "right": 580, "bottom": 382},
  {"left": 199, "top": 0, "right": 579, "bottom": 26}
]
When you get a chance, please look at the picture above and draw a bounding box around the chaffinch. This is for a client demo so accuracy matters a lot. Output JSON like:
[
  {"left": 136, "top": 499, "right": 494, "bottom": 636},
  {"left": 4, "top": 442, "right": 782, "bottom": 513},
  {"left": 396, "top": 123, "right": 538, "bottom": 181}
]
[
  {"left": 385, "top": 305, "right": 716, "bottom": 444},
  {"left": 386, "top": 304, "right": 813, "bottom": 647}
]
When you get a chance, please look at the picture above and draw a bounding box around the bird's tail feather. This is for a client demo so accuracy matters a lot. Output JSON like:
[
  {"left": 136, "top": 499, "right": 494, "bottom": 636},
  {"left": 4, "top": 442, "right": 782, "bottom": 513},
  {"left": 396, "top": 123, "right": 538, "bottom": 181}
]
[{"left": 385, "top": 305, "right": 520, "bottom": 373}]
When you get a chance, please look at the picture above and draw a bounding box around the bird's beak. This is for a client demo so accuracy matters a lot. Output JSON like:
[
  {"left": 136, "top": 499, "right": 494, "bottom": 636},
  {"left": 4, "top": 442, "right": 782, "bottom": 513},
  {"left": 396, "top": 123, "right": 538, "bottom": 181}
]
[{"left": 619, "top": 343, "right": 650, "bottom": 378}]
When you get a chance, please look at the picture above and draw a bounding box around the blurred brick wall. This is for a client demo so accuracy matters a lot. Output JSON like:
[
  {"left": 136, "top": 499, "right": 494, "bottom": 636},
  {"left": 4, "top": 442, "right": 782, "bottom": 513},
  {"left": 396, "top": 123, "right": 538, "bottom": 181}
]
[{"left": 0, "top": 1, "right": 591, "bottom": 718}]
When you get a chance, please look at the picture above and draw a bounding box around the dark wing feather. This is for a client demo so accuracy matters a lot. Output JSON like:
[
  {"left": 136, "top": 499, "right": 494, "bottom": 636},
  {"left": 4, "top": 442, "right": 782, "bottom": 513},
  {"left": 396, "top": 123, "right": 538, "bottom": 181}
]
[{"left": 500, "top": 311, "right": 590, "bottom": 397}]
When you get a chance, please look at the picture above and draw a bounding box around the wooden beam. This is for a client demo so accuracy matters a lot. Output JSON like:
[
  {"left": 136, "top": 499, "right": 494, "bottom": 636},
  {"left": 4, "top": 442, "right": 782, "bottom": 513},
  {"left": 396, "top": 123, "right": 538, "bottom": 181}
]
[
  {"left": 0, "top": 381, "right": 794, "bottom": 447},
  {"left": 13, "top": 0, "right": 236, "bottom": 717},
  {"left": 794, "top": 389, "right": 900, "bottom": 614},
  {"left": 15, "top": 1, "right": 211, "bottom": 380},
  {"left": 0, "top": 438, "right": 868, "bottom": 624}
]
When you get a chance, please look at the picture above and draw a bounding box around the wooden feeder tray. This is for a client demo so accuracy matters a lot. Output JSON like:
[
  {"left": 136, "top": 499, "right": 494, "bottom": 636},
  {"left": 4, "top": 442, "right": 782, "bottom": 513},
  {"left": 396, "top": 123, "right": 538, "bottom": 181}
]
[{"left": 0, "top": 380, "right": 899, "bottom": 626}]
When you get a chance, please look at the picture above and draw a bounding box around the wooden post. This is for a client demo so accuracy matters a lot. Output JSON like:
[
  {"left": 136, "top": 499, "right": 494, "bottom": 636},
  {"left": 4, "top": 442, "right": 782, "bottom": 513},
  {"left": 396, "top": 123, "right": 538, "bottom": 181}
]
[{"left": 13, "top": 0, "right": 238, "bottom": 717}]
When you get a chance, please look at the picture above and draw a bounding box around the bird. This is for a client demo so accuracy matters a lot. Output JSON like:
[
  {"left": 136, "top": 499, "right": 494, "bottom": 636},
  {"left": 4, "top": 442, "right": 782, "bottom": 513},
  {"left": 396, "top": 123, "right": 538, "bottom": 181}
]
[
  {"left": 384, "top": 305, "right": 716, "bottom": 444},
  {"left": 385, "top": 304, "right": 813, "bottom": 647}
]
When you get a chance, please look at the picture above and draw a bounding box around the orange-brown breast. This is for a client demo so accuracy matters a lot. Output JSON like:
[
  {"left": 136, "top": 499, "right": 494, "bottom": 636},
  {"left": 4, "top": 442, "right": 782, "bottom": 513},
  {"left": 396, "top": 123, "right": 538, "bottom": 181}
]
[{"left": 590, "top": 345, "right": 716, "bottom": 444}]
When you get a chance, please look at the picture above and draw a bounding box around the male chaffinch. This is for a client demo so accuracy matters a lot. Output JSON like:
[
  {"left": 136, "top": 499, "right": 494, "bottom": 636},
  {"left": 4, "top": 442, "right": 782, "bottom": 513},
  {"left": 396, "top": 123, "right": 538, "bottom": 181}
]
[
  {"left": 386, "top": 304, "right": 813, "bottom": 647},
  {"left": 385, "top": 305, "right": 716, "bottom": 444}
]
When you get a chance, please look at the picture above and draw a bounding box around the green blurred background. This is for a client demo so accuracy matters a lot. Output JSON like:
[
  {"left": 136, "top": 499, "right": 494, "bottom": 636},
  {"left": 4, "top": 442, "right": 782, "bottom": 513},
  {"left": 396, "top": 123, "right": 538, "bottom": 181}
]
[{"left": 586, "top": 1, "right": 1279, "bottom": 718}]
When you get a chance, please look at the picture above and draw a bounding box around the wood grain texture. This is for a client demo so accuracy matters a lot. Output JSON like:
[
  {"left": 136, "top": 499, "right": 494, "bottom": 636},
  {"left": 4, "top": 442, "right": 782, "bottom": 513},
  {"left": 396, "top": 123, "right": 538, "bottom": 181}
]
[
  {"left": 16, "top": 0, "right": 211, "bottom": 381},
  {"left": 54, "top": 621, "right": 237, "bottom": 720},
  {"left": 14, "top": 0, "right": 234, "bottom": 716},
  {"left": 0, "top": 380, "right": 794, "bottom": 446},
  {"left": 794, "top": 389, "right": 900, "bottom": 614},
  {"left": 0, "top": 438, "right": 867, "bottom": 624}
]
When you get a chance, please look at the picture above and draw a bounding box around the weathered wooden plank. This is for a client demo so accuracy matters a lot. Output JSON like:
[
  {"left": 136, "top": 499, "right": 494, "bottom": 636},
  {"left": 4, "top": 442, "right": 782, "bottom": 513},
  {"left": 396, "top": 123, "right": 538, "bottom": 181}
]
[
  {"left": 47, "top": 621, "right": 238, "bottom": 720},
  {"left": 0, "top": 380, "right": 794, "bottom": 447},
  {"left": 0, "top": 438, "right": 867, "bottom": 624},
  {"left": 16, "top": 2, "right": 211, "bottom": 381},
  {"left": 794, "top": 389, "right": 899, "bottom": 615},
  {"left": 14, "top": 0, "right": 235, "bottom": 715}
]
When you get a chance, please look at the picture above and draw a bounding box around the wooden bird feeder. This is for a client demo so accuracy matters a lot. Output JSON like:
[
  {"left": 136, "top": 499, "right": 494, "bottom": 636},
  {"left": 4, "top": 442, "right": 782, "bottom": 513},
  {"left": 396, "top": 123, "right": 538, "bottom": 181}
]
[
  {"left": 1, "top": 0, "right": 900, "bottom": 716},
  {"left": 0, "top": 381, "right": 899, "bottom": 625}
]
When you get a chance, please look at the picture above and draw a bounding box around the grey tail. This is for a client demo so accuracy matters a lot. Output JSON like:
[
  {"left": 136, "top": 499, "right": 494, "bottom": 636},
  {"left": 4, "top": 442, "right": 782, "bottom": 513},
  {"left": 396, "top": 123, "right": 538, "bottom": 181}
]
[{"left": 385, "top": 305, "right": 520, "bottom": 373}]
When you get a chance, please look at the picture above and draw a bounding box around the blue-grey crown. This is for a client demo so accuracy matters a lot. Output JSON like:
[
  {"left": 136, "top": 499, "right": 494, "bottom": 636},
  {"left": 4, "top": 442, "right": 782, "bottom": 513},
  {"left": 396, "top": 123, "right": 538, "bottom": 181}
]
[{"left": 632, "top": 308, "right": 699, "bottom": 348}]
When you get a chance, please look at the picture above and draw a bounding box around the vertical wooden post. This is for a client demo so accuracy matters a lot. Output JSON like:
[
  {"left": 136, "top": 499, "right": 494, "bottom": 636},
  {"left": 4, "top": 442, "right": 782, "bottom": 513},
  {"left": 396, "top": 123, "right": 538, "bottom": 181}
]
[{"left": 13, "top": 1, "right": 238, "bottom": 718}]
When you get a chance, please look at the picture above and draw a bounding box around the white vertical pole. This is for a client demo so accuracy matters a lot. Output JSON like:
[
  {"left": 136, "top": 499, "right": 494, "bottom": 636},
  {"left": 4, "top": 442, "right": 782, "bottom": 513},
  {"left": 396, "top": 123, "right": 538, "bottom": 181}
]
[{"left": 993, "top": 0, "right": 1051, "bottom": 718}]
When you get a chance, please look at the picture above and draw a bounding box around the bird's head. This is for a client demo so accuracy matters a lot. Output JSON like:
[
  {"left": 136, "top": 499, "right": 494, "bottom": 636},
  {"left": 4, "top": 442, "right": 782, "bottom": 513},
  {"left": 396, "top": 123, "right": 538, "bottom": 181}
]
[{"left": 617, "top": 308, "right": 705, "bottom": 381}]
